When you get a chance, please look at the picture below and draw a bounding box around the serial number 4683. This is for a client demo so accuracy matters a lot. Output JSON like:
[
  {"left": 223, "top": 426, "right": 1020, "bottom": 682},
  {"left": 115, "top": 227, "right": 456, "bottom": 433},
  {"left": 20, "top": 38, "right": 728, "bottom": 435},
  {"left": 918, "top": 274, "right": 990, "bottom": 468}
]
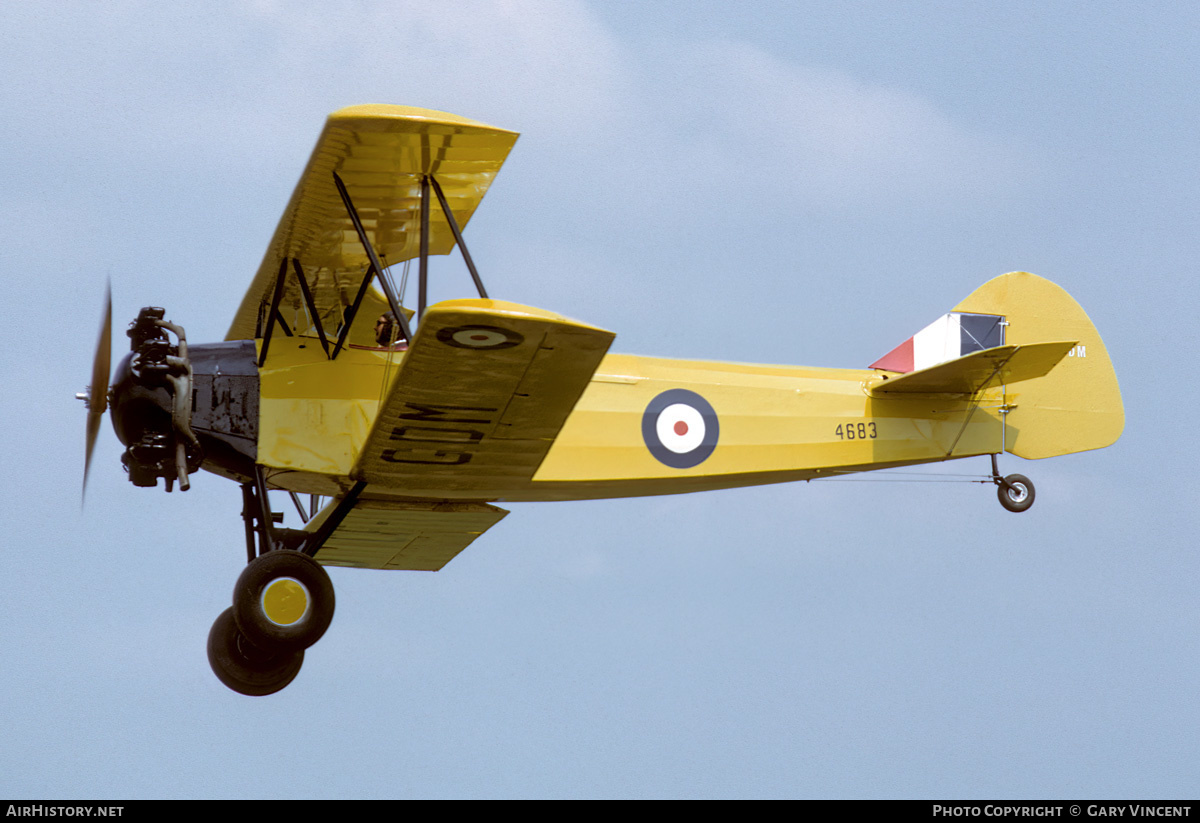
[{"left": 835, "top": 422, "right": 877, "bottom": 440}]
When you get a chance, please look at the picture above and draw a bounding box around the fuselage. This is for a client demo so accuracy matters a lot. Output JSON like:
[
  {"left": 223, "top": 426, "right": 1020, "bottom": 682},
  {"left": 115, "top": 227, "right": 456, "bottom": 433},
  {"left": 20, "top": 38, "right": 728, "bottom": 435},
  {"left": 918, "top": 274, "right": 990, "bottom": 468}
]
[{"left": 206, "top": 335, "right": 1005, "bottom": 502}]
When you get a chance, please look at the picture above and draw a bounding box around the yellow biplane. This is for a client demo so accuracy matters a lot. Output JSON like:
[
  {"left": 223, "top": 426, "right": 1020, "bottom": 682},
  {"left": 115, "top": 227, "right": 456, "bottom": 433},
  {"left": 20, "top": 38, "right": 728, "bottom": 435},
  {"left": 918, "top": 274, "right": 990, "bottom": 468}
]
[{"left": 79, "top": 105, "right": 1124, "bottom": 695}]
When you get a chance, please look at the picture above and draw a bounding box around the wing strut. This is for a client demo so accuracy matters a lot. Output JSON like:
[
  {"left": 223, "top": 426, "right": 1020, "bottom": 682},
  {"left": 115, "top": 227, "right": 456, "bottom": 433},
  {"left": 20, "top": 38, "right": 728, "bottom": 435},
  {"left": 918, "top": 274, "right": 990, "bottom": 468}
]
[
  {"left": 429, "top": 175, "right": 488, "bottom": 300},
  {"left": 257, "top": 259, "right": 328, "bottom": 365},
  {"left": 258, "top": 258, "right": 290, "bottom": 367},
  {"left": 331, "top": 171, "right": 414, "bottom": 346},
  {"left": 297, "top": 481, "right": 366, "bottom": 558},
  {"left": 331, "top": 262, "right": 379, "bottom": 360},
  {"left": 416, "top": 174, "right": 489, "bottom": 318},
  {"left": 418, "top": 175, "right": 430, "bottom": 319},
  {"left": 326, "top": 169, "right": 492, "bottom": 343},
  {"left": 292, "top": 259, "right": 331, "bottom": 359}
]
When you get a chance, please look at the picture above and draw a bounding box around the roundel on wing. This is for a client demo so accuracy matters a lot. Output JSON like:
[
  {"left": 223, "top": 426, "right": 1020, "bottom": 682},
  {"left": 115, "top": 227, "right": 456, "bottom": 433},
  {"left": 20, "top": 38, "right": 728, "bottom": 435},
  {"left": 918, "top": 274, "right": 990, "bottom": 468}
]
[
  {"left": 642, "top": 389, "right": 719, "bottom": 469},
  {"left": 437, "top": 325, "right": 524, "bottom": 350}
]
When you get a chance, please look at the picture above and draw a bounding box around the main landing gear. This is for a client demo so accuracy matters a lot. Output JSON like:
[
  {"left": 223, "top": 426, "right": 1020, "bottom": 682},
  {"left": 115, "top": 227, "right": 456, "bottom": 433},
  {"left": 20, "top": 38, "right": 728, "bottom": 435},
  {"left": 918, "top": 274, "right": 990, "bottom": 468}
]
[
  {"left": 207, "top": 607, "right": 306, "bottom": 697},
  {"left": 207, "top": 549, "right": 336, "bottom": 696},
  {"left": 990, "top": 454, "right": 1035, "bottom": 513},
  {"left": 207, "top": 468, "right": 342, "bottom": 696}
]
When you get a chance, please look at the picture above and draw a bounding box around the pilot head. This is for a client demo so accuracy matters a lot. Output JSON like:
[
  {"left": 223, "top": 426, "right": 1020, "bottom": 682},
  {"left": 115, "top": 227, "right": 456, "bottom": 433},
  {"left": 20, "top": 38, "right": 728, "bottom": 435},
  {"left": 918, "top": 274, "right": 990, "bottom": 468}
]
[{"left": 374, "top": 312, "right": 398, "bottom": 346}]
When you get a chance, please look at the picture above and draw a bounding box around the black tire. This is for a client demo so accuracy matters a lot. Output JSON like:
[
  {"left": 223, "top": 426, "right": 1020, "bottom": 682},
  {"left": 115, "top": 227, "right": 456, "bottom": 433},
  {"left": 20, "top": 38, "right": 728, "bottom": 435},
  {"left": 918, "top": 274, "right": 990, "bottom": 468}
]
[
  {"left": 997, "top": 473, "right": 1035, "bottom": 513},
  {"left": 207, "top": 607, "right": 303, "bottom": 696},
  {"left": 233, "top": 550, "right": 335, "bottom": 652}
]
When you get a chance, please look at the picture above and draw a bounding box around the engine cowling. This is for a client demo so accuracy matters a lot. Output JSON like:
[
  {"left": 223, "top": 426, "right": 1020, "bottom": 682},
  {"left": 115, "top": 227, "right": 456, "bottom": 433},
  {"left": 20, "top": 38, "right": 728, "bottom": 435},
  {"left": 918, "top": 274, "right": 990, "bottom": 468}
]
[{"left": 109, "top": 307, "right": 202, "bottom": 491}]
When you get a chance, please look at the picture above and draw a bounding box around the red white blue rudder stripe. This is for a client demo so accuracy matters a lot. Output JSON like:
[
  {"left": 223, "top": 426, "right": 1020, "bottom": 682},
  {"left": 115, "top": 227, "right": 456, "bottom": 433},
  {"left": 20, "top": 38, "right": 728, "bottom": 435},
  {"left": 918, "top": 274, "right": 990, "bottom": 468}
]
[{"left": 870, "top": 312, "right": 1005, "bottom": 373}]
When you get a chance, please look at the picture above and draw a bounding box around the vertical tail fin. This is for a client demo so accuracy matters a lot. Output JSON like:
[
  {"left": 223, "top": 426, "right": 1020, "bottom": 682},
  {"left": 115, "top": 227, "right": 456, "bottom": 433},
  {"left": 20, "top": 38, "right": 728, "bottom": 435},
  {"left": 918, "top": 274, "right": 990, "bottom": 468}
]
[
  {"left": 951, "top": 272, "right": 1123, "bottom": 458},
  {"left": 870, "top": 272, "right": 1123, "bottom": 458}
]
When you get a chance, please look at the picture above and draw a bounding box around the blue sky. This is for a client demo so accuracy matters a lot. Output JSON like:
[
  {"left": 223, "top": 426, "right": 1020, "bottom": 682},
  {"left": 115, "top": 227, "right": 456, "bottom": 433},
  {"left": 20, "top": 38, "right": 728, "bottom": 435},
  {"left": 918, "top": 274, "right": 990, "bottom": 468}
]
[{"left": 1, "top": 0, "right": 1196, "bottom": 798}]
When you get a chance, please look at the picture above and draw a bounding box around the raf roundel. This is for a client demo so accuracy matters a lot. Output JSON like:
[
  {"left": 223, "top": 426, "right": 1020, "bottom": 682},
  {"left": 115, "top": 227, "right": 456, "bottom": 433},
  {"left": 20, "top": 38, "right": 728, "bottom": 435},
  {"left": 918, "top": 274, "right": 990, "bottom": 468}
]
[
  {"left": 642, "top": 389, "right": 720, "bottom": 469},
  {"left": 437, "top": 325, "right": 524, "bottom": 350}
]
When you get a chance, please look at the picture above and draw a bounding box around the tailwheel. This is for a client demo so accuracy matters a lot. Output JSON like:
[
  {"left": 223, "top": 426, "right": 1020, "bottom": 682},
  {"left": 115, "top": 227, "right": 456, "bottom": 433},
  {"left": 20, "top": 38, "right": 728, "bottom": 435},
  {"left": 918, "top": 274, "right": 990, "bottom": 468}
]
[
  {"left": 207, "top": 607, "right": 304, "bottom": 696},
  {"left": 997, "top": 473, "right": 1035, "bottom": 513},
  {"left": 233, "top": 549, "right": 335, "bottom": 653}
]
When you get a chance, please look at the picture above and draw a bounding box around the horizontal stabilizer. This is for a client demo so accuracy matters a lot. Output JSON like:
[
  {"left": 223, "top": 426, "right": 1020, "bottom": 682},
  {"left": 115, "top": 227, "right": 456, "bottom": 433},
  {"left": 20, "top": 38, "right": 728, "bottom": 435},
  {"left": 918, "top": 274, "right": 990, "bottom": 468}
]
[
  {"left": 868, "top": 341, "right": 1077, "bottom": 395},
  {"left": 306, "top": 496, "right": 508, "bottom": 571}
]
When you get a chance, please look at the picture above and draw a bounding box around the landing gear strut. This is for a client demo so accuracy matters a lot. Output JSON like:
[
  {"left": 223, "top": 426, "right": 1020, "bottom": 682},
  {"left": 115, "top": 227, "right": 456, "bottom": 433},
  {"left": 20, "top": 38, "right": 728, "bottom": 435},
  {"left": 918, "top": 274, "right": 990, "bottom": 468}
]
[
  {"left": 990, "top": 454, "right": 1035, "bottom": 513},
  {"left": 208, "top": 467, "right": 341, "bottom": 696}
]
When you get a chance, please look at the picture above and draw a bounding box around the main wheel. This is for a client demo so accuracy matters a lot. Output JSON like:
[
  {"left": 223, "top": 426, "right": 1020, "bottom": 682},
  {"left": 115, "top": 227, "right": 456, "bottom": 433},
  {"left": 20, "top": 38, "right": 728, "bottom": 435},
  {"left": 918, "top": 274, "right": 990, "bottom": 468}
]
[
  {"left": 233, "top": 550, "right": 335, "bottom": 652},
  {"left": 207, "top": 607, "right": 304, "bottom": 696},
  {"left": 997, "top": 473, "right": 1035, "bottom": 513}
]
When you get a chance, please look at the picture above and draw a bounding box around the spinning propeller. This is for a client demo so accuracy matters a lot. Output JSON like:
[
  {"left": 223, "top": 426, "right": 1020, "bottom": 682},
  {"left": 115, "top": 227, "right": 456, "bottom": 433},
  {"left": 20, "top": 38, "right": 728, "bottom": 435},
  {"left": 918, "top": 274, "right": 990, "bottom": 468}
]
[
  {"left": 79, "top": 282, "right": 112, "bottom": 500},
  {"left": 77, "top": 285, "right": 202, "bottom": 498}
]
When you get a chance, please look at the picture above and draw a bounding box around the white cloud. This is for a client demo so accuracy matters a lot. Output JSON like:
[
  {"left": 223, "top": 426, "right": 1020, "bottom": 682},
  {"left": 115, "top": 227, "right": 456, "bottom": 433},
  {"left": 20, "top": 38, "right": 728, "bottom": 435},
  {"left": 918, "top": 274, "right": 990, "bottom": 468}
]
[
  {"left": 630, "top": 41, "right": 1028, "bottom": 209},
  {"left": 232, "top": 0, "right": 633, "bottom": 145},
  {"left": 0, "top": 0, "right": 631, "bottom": 173},
  {"left": 1, "top": 2, "right": 1025, "bottom": 213}
]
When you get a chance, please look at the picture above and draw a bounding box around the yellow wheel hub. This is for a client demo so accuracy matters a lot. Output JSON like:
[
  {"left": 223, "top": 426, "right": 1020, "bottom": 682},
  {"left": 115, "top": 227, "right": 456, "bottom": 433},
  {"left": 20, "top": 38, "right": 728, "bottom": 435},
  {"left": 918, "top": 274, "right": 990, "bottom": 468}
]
[{"left": 261, "top": 577, "right": 310, "bottom": 626}]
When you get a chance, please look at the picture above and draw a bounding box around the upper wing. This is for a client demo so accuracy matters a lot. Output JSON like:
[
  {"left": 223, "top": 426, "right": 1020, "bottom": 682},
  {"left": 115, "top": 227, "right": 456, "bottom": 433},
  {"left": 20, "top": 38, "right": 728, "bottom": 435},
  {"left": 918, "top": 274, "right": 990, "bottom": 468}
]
[
  {"left": 225, "top": 105, "right": 519, "bottom": 343},
  {"left": 352, "top": 299, "right": 614, "bottom": 496},
  {"left": 868, "top": 341, "right": 1077, "bottom": 395}
]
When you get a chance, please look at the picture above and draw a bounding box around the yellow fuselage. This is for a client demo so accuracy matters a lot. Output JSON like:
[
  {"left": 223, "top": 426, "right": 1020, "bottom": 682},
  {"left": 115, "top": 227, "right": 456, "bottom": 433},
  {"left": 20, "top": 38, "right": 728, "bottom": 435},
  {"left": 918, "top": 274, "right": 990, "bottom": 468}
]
[{"left": 256, "top": 336, "right": 1001, "bottom": 501}]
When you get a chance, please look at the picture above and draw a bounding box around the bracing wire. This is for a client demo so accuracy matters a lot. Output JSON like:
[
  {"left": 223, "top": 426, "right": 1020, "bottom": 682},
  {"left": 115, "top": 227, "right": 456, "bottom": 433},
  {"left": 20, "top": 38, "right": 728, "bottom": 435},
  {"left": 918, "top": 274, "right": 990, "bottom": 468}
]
[
  {"left": 398, "top": 259, "right": 411, "bottom": 304},
  {"left": 374, "top": 259, "right": 410, "bottom": 411},
  {"left": 379, "top": 262, "right": 397, "bottom": 304},
  {"left": 814, "top": 476, "right": 995, "bottom": 484},
  {"left": 812, "top": 467, "right": 996, "bottom": 484}
]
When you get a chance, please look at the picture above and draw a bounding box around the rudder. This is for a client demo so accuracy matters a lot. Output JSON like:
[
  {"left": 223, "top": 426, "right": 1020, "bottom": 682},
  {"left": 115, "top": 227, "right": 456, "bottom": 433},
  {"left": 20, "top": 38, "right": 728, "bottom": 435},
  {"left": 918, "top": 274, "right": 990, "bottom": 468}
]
[{"left": 952, "top": 272, "right": 1123, "bottom": 459}]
